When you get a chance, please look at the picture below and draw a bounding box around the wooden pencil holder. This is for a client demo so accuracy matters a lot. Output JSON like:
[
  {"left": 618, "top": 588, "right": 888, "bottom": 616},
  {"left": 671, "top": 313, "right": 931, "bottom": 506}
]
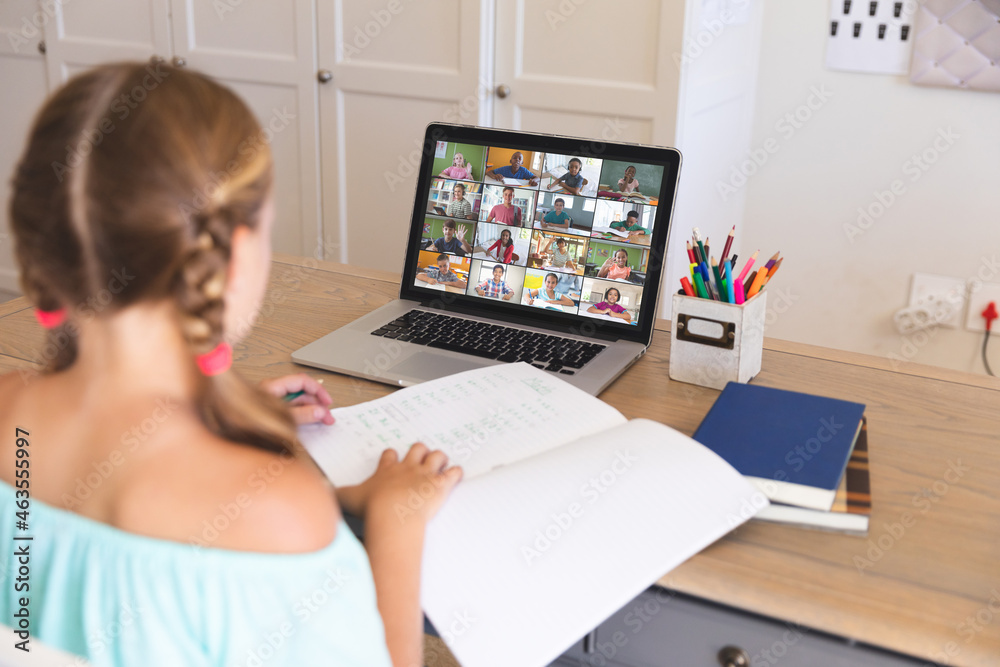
[{"left": 669, "top": 291, "right": 767, "bottom": 390}]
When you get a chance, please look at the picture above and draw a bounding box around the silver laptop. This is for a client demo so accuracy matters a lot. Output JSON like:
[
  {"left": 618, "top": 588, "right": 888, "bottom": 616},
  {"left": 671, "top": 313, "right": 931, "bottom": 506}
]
[{"left": 292, "top": 123, "right": 682, "bottom": 395}]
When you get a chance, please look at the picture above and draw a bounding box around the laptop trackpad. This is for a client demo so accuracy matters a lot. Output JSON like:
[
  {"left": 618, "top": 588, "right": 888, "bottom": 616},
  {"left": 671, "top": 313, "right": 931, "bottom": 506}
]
[{"left": 390, "top": 353, "right": 491, "bottom": 381}]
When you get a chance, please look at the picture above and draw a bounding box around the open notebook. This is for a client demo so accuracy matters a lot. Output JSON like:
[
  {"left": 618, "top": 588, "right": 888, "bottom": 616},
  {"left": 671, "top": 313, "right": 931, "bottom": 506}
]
[{"left": 299, "top": 363, "right": 763, "bottom": 667}]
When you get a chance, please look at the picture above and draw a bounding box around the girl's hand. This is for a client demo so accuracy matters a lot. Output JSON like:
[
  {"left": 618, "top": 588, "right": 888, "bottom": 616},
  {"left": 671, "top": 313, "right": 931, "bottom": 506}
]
[
  {"left": 259, "top": 373, "right": 335, "bottom": 425},
  {"left": 364, "top": 444, "right": 463, "bottom": 523}
]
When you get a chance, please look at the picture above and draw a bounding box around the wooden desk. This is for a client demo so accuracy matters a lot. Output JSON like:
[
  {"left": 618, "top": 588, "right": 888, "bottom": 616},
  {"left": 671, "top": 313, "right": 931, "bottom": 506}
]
[{"left": 1, "top": 254, "right": 998, "bottom": 666}]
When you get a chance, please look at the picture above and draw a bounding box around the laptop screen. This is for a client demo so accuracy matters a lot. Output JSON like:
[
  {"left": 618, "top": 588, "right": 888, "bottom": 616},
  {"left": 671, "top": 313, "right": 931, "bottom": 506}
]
[{"left": 399, "top": 124, "right": 681, "bottom": 344}]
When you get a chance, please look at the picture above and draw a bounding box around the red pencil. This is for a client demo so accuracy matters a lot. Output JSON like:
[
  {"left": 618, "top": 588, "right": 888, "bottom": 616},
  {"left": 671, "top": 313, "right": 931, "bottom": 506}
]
[
  {"left": 680, "top": 276, "right": 696, "bottom": 296},
  {"left": 686, "top": 241, "right": 696, "bottom": 263},
  {"left": 720, "top": 225, "right": 735, "bottom": 264}
]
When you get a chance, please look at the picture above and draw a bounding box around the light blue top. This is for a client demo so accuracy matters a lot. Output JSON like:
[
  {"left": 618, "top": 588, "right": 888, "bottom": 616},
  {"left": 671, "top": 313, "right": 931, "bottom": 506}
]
[{"left": 0, "top": 481, "right": 392, "bottom": 667}]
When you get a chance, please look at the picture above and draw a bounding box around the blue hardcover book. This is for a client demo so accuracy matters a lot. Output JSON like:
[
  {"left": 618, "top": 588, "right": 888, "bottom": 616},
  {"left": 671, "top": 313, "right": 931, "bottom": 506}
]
[{"left": 692, "top": 382, "right": 866, "bottom": 511}]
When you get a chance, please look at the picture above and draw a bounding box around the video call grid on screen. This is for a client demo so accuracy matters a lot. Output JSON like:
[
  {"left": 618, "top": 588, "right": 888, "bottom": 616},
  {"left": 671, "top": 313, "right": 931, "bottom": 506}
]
[{"left": 403, "top": 127, "right": 676, "bottom": 336}]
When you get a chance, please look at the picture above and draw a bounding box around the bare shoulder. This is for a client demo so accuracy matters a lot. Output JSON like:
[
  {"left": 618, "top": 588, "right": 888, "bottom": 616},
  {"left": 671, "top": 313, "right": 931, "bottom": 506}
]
[{"left": 116, "top": 430, "right": 341, "bottom": 554}]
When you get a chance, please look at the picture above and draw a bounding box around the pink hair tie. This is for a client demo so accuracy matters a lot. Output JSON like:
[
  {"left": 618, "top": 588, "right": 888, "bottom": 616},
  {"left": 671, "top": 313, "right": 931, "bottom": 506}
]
[
  {"left": 34, "top": 308, "right": 67, "bottom": 329},
  {"left": 196, "top": 342, "right": 232, "bottom": 376}
]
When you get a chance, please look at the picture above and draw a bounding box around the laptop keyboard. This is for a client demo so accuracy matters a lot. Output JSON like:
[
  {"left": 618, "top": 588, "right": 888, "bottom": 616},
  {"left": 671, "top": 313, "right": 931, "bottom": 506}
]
[{"left": 370, "top": 310, "right": 606, "bottom": 375}]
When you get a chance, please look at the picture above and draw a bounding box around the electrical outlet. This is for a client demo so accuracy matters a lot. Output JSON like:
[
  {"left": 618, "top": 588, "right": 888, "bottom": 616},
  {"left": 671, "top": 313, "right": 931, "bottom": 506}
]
[
  {"left": 965, "top": 280, "right": 1000, "bottom": 332},
  {"left": 908, "top": 273, "right": 965, "bottom": 329}
]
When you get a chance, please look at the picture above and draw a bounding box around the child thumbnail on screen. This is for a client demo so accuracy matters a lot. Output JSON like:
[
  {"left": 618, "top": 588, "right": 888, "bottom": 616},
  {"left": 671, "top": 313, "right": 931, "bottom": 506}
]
[
  {"left": 584, "top": 241, "right": 648, "bottom": 286},
  {"left": 521, "top": 269, "right": 582, "bottom": 313},
  {"left": 596, "top": 159, "right": 663, "bottom": 207},
  {"left": 533, "top": 192, "right": 595, "bottom": 237},
  {"left": 420, "top": 217, "right": 476, "bottom": 256},
  {"left": 528, "top": 230, "right": 587, "bottom": 276},
  {"left": 427, "top": 179, "right": 482, "bottom": 220},
  {"left": 467, "top": 259, "right": 527, "bottom": 303},
  {"left": 473, "top": 223, "right": 531, "bottom": 266},
  {"left": 580, "top": 277, "right": 642, "bottom": 325},
  {"left": 541, "top": 153, "right": 601, "bottom": 197},
  {"left": 431, "top": 142, "right": 488, "bottom": 182},
  {"left": 484, "top": 147, "right": 543, "bottom": 188},
  {"left": 479, "top": 184, "right": 536, "bottom": 226},
  {"left": 414, "top": 250, "right": 471, "bottom": 292},
  {"left": 591, "top": 200, "right": 655, "bottom": 245}
]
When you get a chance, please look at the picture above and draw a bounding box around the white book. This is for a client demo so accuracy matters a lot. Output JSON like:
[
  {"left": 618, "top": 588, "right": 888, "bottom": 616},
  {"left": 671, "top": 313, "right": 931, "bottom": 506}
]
[
  {"left": 591, "top": 226, "right": 630, "bottom": 239},
  {"left": 299, "top": 363, "right": 764, "bottom": 667}
]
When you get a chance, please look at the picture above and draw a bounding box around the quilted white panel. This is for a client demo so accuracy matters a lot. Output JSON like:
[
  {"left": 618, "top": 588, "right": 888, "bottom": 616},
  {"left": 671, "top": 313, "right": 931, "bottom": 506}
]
[{"left": 910, "top": 0, "right": 1000, "bottom": 91}]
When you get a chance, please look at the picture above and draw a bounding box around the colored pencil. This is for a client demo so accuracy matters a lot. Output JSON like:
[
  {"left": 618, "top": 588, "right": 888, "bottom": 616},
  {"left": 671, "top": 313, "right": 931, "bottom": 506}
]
[
  {"left": 693, "top": 271, "right": 709, "bottom": 298},
  {"left": 761, "top": 257, "right": 783, "bottom": 285},
  {"left": 724, "top": 260, "right": 735, "bottom": 304},
  {"left": 735, "top": 275, "right": 746, "bottom": 304},
  {"left": 686, "top": 241, "right": 696, "bottom": 264},
  {"left": 747, "top": 266, "right": 769, "bottom": 298},
  {"left": 680, "top": 276, "right": 696, "bottom": 296},
  {"left": 763, "top": 251, "right": 780, "bottom": 272},
  {"left": 743, "top": 269, "right": 757, "bottom": 296},
  {"left": 720, "top": 225, "right": 735, "bottom": 264},
  {"left": 711, "top": 257, "right": 725, "bottom": 302},
  {"left": 737, "top": 250, "right": 759, "bottom": 283}
]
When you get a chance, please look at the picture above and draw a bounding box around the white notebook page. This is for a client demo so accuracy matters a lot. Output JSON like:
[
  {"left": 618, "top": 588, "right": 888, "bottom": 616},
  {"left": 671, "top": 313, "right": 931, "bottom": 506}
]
[
  {"left": 420, "top": 418, "right": 764, "bottom": 667},
  {"left": 298, "top": 363, "right": 626, "bottom": 487}
]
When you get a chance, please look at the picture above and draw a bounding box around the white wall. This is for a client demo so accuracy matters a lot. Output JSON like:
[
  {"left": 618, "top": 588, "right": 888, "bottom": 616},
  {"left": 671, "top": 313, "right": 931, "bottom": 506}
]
[
  {"left": 664, "top": 0, "right": 765, "bottom": 320},
  {"left": 738, "top": 0, "right": 1000, "bottom": 374}
]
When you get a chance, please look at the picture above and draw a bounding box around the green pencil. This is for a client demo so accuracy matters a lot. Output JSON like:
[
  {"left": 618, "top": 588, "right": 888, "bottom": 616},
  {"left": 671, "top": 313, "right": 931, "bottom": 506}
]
[
  {"left": 711, "top": 257, "right": 726, "bottom": 303},
  {"left": 693, "top": 271, "right": 709, "bottom": 299}
]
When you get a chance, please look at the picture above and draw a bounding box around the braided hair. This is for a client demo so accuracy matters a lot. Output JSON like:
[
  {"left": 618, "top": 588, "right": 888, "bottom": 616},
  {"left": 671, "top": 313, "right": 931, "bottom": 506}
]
[{"left": 10, "top": 63, "right": 296, "bottom": 454}]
